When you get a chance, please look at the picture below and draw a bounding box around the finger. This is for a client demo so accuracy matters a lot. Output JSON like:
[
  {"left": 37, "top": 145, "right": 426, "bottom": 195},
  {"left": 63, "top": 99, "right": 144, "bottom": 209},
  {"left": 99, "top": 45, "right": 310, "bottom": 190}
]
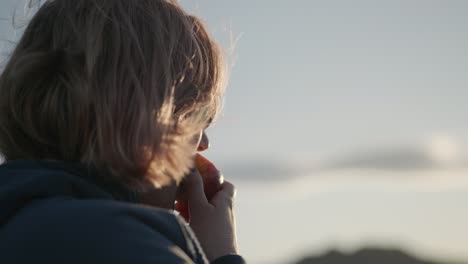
[
  {"left": 210, "top": 181, "right": 236, "bottom": 207},
  {"left": 184, "top": 168, "right": 209, "bottom": 208}
]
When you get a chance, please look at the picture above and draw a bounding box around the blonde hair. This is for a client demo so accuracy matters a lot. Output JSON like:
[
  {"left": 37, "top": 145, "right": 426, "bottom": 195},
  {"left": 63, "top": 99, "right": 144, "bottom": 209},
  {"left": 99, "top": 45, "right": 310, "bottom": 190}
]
[{"left": 0, "top": 0, "right": 225, "bottom": 190}]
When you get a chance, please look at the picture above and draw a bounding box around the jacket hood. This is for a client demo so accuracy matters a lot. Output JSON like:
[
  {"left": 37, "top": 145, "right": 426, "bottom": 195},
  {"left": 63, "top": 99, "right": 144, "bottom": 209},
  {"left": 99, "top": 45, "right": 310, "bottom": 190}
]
[{"left": 0, "top": 159, "right": 139, "bottom": 226}]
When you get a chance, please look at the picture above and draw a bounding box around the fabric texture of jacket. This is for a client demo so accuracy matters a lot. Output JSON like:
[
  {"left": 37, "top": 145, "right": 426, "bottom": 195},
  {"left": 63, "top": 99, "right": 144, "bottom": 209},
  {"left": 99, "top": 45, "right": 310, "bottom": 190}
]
[{"left": 0, "top": 159, "right": 246, "bottom": 264}]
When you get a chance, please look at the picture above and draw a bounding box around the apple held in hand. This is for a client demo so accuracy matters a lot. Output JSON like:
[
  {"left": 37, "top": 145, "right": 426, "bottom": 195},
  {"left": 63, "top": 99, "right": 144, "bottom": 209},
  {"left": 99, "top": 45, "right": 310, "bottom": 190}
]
[
  {"left": 194, "top": 154, "right": 224, "bottom": 200},
  {"left": 176, "top": 154, "right": 224, "bottom": 222}
]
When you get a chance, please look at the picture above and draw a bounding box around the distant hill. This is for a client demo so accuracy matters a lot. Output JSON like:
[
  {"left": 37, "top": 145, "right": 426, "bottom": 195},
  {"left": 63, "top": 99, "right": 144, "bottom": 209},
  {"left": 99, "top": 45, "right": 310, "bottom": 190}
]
[{"left": 294, "top": 248, "right": 462, "bottom": 264}]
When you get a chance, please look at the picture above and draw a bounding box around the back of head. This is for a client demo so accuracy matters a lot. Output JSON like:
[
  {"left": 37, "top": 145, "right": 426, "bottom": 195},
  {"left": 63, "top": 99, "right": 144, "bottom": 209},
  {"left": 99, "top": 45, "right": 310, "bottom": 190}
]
[{"left": 0, "top": 0, "right": 224, "bottom": 190}]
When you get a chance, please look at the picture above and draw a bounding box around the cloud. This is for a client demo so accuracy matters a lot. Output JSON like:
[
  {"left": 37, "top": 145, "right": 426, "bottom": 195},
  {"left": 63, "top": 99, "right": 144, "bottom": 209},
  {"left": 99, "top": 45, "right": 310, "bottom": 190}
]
[
  {"left": 321, "top": 147, "right": 438, "bottom": 171},
  {"left": 219, "top": 147, "right": 437, "bottom": 182},
  {"left": 220, "top": 148, "right": 455, "bottom": 182},
  {"left": 220, "top": 161, "right": 300, "bottom": 182},
  {"left": 323, "top": 136, "right": 463, "bottom": 172},
  {"left": 220, "top": 136, "right": 466, "bottom": 182}
]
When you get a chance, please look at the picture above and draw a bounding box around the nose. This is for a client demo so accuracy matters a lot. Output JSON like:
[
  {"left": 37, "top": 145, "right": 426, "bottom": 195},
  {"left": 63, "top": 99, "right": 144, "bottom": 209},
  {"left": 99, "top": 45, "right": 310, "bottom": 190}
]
[{"left": 197, "top": 131, "right": 209, "bottom": 151}]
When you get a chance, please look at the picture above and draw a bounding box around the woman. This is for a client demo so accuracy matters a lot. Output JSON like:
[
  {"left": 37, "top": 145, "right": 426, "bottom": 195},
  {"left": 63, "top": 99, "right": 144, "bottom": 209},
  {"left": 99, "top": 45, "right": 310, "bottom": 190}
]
[{"left": 0, "top": 0, "right": 244, "bottom": 263}]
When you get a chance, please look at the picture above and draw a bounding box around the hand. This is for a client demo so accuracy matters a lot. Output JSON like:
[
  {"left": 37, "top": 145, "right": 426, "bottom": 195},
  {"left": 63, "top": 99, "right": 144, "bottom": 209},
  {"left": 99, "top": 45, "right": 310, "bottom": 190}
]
[
  {"left": 175, "top": 154, "right": 224, "bottom": 222},
  {"left": 177, "top": 168, "right": 239, "bottom": 262}
]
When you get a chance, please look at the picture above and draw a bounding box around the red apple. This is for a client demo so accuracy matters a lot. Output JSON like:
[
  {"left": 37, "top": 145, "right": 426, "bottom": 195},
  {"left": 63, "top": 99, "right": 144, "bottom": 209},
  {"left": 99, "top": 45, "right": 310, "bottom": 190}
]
[
  {"left": 175, "top": 200, "right": 189, "bottom": 222},
  {"left": 176, "top": 154, "right": 224, "bottom": 222},
  {"left": 194, "top": 153, "right": 224, "bottom": 200}
]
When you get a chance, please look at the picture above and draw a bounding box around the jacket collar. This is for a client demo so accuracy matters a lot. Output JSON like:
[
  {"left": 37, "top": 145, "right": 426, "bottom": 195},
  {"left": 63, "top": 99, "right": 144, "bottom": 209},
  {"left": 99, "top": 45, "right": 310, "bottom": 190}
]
[{"left": 0, "top": 159, "right": 140, "bottom": 203}]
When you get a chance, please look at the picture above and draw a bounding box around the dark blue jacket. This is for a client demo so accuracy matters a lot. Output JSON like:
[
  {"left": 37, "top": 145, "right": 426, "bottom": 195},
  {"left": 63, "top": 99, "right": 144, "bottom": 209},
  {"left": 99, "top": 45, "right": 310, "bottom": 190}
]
[{"left": 0, "top": 159, "right": 245, "bottom": 264}]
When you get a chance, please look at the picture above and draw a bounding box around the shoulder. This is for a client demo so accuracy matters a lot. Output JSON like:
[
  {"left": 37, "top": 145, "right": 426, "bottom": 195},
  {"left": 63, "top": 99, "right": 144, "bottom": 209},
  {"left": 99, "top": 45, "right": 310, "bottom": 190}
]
[{"left": 0, "top": 198, "right": 207, "bottom": 264}]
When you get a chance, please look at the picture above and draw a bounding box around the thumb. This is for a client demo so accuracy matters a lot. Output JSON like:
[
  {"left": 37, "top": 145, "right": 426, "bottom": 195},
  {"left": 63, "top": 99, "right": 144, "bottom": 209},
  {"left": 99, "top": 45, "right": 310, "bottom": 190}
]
[{"left": 210, "top": 181, "right": 236, "bottom": 208}]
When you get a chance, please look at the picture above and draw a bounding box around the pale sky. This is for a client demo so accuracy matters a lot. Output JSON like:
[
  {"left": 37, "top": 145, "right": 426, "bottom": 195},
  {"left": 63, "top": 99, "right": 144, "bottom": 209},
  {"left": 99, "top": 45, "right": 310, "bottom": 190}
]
[
  {"left": 180, "top": 0, "right": 468, "bottom": 164},
  {"left": 1, "top": 1, "right": 468, "bottom": 263},
  {"left": 179, "top": 1, "right": 468, "bottom": 263}
]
